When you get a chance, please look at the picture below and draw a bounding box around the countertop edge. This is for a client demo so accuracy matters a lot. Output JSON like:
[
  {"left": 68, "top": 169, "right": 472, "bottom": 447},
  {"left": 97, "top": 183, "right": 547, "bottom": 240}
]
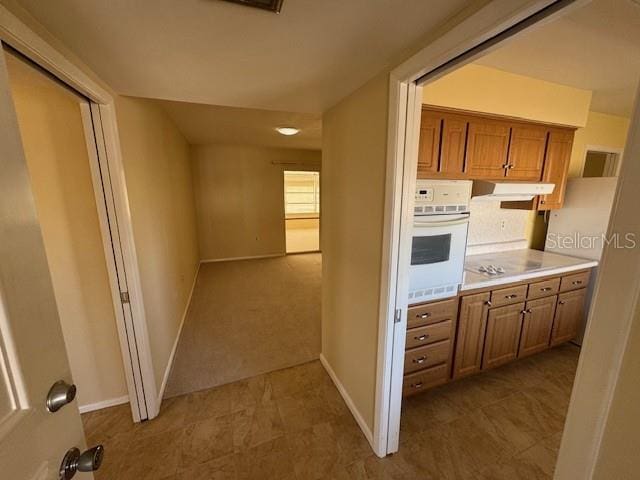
[{"left": 460, "top": 261, "right": 598, "bottom": 292}]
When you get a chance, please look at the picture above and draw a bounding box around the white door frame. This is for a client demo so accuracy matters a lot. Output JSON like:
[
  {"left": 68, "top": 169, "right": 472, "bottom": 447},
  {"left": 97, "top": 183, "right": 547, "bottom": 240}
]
[
  {"left": 373, "top": 0, "right": 591, "bottom": 457},
  {"left": 0, "top": 5, "right": 159, "bottom": 421}
]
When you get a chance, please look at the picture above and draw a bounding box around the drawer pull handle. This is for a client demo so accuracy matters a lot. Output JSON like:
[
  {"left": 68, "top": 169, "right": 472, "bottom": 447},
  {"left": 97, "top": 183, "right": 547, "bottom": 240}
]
[
  {"left": 540, "top": 287, "right": 552, "bottom": 292},
  {"left": 413, "top": 356, "right": 427, "bottom": 364},
  {"left": 415, "top": 334, "right": 430, "bottom": 341},
  {"left": 411, "top": 382, "right": 423, "bottom": 389},
  {"left": 417, "top": 313, "right": 431, "bottom": 319},
  {"left": 572, "top": 280, "right": 583, "bottom": 285},
  {"left": 505, "top": 294, "right": 518, "bottom": 299}
]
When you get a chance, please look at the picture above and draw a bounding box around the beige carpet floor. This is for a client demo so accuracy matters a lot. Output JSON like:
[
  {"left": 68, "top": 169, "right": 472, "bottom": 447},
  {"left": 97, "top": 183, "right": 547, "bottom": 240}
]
[{"left": 164, "top": 253, "right": 321, "bottom": 398}]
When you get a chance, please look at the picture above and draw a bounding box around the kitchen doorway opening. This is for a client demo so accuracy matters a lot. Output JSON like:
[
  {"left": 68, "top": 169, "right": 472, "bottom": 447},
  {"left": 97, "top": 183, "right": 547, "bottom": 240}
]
[
  {"left": 583, "top": 148, "right": 622, "bottom": 177},
  {"left": 377, "top": 0, "right": 640, "bottom": 477},
  {"left": 284, "top": 170, "right": 321, "bottom": 254}
]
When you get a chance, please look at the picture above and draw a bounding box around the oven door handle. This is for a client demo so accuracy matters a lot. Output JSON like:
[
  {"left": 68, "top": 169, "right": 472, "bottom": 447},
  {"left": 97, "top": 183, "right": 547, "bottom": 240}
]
[{"left": 414, "top": 217, "right": 469, "bottom": 228}]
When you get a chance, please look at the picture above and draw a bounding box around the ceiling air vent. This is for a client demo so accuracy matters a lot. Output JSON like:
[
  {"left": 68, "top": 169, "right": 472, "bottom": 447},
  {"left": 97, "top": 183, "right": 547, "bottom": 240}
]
[{"left": 223, "top": 0, "right": 284, "bottom": 13}]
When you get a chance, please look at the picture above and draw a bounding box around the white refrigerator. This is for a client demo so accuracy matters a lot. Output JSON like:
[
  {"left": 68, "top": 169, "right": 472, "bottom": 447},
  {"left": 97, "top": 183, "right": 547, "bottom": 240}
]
[{"left": 545, "top": 177, "right": 618, "bottom": 345}]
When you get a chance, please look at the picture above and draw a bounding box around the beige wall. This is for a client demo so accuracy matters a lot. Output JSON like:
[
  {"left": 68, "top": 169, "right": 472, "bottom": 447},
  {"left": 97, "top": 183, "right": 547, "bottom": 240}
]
[
  {"left": 5, "top": 51, "right": 127, "bottom": 408},
  {"left": 322, "top": 72, "right": 389, "bottom": 431},
  {"left": 422, "top": 63, "right": 592, "bottom": 127},
  {"left": 116, "top": 96, "right": 200, "bottom": 392},
  {"left": 568, "top": 110, "right": 630, "bottom": 178},
  {"left": 191, "top": 144, "right": 321, "bottom": 261}
]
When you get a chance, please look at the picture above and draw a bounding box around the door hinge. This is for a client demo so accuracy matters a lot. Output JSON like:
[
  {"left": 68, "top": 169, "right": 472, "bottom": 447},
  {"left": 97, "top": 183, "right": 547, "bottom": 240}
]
[
  {"left": 120, "top": 291, "right": 130, "bottom": 304},
  {"left": 394, "top": 308, "right": 402, "bottom": 324}
]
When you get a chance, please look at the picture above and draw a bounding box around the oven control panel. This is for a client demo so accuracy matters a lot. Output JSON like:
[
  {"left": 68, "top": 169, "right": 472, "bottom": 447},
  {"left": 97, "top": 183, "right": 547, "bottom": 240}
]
[{"left": 414, "top": 179, "right": 472, "bottom": 215}]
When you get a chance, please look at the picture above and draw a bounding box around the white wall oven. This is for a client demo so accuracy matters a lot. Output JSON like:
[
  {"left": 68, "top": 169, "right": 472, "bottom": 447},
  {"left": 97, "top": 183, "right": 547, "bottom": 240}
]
[{"left": 409, "top": 180, "right": 472, "bottom": 305}]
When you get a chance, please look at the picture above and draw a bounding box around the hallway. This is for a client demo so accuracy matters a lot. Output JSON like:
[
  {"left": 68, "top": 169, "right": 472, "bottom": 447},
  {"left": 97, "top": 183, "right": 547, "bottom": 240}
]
[{"left": 164, "top": 253, "right": 321, "bottom": 397}]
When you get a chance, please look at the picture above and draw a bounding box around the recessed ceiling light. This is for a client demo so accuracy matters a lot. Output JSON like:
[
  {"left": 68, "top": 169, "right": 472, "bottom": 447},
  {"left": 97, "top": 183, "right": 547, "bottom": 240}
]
[{"left": 276, "top": 127, "right": 300, "bottom": 136}]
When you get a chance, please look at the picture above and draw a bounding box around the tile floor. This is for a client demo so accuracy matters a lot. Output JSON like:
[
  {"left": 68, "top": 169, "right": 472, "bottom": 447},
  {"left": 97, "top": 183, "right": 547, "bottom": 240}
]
[
  {"left": 83, "top": 344, "right": 579, "bottom": 480},
  {"left": 164, "top": 253, "right": 321, "bottom": 397}
]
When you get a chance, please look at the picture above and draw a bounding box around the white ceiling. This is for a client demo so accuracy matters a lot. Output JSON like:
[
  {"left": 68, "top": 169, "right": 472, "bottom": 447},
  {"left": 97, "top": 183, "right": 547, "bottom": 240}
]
[
  {"left": 476, "top": 0, "right": 640, "bottom": 117},
  {"left": 153, "top": 99, "right": 321, "bottom": 149},
  {"left": 12, "top": 0, "right": 473, "bottom": 114}
]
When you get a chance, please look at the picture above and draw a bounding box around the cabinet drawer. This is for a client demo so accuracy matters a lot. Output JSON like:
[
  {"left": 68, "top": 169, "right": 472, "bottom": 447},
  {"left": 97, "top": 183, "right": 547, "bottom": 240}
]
[
  {"left": 404, "top": 340, "right": 451, "bottom": 374},
  {"left": 560, "top": 271, "right": 590, "bottom": 292},
  {"left": 490, "top": 284, "right": 528, "bottom": 307},
  {"left": 527, "top": 278, "right": 560, "bottom": 300},
  {"left": 406, "top": 320, "right": 452, "bottom": 350},
  {"left": 403, "top": 363, "right": 449, "bottom": 397},
  {"left": 407, "top": 298, "right": 458, "bottom": 329}
]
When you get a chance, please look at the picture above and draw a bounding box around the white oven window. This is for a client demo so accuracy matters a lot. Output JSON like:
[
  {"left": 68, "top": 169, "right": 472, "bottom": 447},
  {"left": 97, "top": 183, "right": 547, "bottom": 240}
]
[{"left": 411, "top": 234, "right": 451, "bottom": 265}]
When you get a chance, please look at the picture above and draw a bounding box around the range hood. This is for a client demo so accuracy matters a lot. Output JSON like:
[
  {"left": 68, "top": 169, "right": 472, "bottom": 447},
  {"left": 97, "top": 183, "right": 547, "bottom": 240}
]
[{"left": 471, "top": 181, "right": 555, "bottom": 201}]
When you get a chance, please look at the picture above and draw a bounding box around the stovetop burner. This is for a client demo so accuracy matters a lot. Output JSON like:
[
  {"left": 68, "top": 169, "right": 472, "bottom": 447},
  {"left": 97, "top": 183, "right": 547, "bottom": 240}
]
[{"left": 477, "top": 264, "right": 506, "bottom": 276}]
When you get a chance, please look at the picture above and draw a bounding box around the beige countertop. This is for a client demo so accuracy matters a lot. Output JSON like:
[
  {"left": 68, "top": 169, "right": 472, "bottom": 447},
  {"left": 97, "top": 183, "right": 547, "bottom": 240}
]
[{"left": 462, "top": 248, "right": 598, "bottom": 291}]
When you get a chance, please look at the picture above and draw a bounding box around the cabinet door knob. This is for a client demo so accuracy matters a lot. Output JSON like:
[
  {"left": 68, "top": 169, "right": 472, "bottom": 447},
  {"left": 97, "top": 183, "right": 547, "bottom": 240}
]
[
  {"left": 485, "top": 300, "right": 492, "bottom": 306},
  {"left": 559, "top": 300, "right": 566, "bottom": 305}
]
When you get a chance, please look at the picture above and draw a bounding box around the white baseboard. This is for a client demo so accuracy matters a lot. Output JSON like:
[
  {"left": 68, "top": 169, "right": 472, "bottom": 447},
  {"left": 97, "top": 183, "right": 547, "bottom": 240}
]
[
  {"left": 156, "top": 262, "right": 200, "bottom": 406},
  {"left": 79, "top": 395, "right": 129, "bottom": 414},
  {"left": 200, "top": 253, "right": 284, "bottom": 263},
  {"left": 319, "top": 353, "right": 375, "bottom": 449}
]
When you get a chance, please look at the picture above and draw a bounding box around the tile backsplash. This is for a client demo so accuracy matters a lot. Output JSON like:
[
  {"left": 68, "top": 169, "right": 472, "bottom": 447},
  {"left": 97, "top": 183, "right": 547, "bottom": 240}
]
[{"left": 466, "top": 199, "right": 531, "bottom": 255}]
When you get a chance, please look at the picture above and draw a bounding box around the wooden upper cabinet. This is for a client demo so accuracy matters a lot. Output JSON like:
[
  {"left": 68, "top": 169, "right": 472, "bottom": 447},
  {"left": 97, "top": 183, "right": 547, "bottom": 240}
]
[
  {"left": 439, "top": 114, "right": 468, "bottom": 177},
  {"left": 506, "top": 125, "right": 548, "bottom": 181},
  {"left": 417, "top": 109, "right": 441, "bottom": 178},
  {"left": 482, "top": 302, "right": 524, "bottom": 370},
  {"left": 538, "top": 128, "right": 575, "bottom": 210},
  {"left": 416, "top": 108, "right": 576, "bottom": 208},
  {"left": 551, "top": 288, "right": 586, "bottom": 346},
  {"left": 453, "top": 292, "right": 489, "bottom": 379},
  {"left": 465, "top": 118, "right": 511, "bottom": 179}
]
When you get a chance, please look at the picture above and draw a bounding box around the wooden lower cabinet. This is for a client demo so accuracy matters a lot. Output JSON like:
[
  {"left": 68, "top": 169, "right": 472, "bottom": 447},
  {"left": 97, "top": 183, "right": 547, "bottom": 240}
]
[
  {"left": 403, "top": 364, "right": 449, "bottom": 397},
  {"left": 482, "top": 303, "right": 524, "bottom": 370},
  {"left": 519, "top": 295, "right": 557, "bottom": 358},
  {"left": 551, "top": 289, "right": 586, "bottom": 345},
  {"left": 405, "top": 270, "right": 591, "bottom": 397},
  {"left": 453, "top": 292, "right": 490, "bottom": 378}
]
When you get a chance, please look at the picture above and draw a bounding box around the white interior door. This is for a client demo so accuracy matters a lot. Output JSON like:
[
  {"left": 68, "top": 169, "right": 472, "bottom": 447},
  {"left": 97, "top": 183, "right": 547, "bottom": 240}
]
[{"left": 0, "top": 46, "right": 94, "bottom": 479}]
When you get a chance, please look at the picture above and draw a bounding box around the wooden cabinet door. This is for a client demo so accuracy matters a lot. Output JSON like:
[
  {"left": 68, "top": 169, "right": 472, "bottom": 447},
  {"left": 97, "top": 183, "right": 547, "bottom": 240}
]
[
  {"left": 453, "top": 292, "right": 490, "bottom": 378},
  {"left": 506, "top": 125, "right": 547, "bottom": 181},
  {"left": 417, "top": 108, "right": 441, "bottom": 178},
  {"left": 440, "top": 114, "right": 467, "bottom": 177},
  {"left": 538, "top": 128, "right": 575, "bottom": 210},
  {"left": 551, "top": 288, "right": 586, "bottom": 346},
  {"left": 465, "top": 118, "right": 510, "bottom": 179},
  {"left": 519, "top": 295, "right": 556, "bottom": 358},
  {"left": 482, "top": 302, "right": 524, "bottom": 370}
]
